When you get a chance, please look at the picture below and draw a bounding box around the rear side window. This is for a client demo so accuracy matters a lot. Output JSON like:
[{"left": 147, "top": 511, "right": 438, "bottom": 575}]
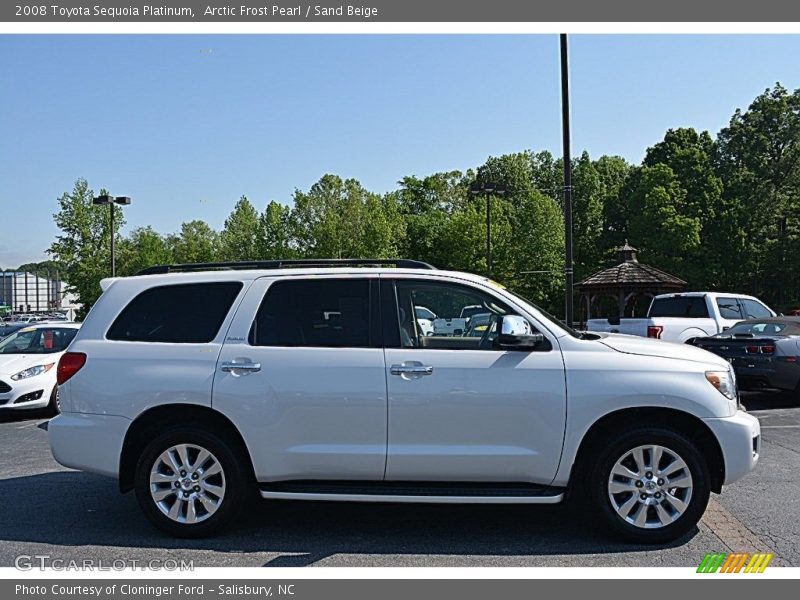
[
  {"left": 741, "top": 299, "right": 772, "bottom": 319},
  {"left": 250, "top": 279, "right": 373, "bottom": 348},
  {"left": 649, "top": 297, "right": 709, "bottom": 318},
  {"left": 716, "top": 297, "right": 744, "bottom": 320},
  {"left": 107, "top": 282, "right": 243, "bottom": 343}
]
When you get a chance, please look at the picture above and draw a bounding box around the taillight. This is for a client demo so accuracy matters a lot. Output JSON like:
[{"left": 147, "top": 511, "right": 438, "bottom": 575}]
[
  {"left": 745, "top": 345, "right": 776, "bottom": 355},
  {"left": 57, "top": 352, "right": 86, "bottom": 385},
  {"left": 647, "top": 326, "right": 663, "bottom": 339}
]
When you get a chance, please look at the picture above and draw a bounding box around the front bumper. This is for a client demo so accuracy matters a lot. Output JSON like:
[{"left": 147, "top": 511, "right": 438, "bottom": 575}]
[
  {"left": 48, "top": 412, "right": 131, "bottom": 478},
  {"left": 703, "top": 410, "right": 760, "bottom": 486},
  {"left": 0, "top": 375, "right": 52, "bottom": 410}
]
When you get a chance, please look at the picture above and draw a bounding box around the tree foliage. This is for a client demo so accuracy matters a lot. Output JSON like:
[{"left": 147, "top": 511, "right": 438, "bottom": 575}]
[{"left": 48, "top": 178, "right": 123, "bottom": 319}]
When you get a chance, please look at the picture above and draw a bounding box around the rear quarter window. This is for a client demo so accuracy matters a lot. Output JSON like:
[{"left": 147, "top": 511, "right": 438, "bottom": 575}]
[{"left": 107, "top": 282, "right": 243, "bottom": 343}]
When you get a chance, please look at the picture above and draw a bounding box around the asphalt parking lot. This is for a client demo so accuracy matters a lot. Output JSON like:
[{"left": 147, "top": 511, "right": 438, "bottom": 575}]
[{"left": 0, "top": 393, "right": 797, "bottom": 568}]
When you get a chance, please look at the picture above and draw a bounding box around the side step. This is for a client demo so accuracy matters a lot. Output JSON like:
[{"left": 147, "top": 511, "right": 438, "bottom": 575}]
[{"left": 258, "top": 480, "right": 565, "bottom": 504}]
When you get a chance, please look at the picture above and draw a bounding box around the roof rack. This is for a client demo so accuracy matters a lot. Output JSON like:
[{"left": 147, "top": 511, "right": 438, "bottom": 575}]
[{"left": 135, "top": 258, "right": 436, "bottom": 276}]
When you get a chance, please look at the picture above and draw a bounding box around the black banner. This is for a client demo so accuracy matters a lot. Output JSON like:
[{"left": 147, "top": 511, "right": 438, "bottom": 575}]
[{"left": 3, "top": 0, "right": 800, "bottom": 22}]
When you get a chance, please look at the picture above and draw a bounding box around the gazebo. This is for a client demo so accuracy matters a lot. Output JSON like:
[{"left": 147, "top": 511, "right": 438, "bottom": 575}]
[{"left": 575, "top": 242, "right": 686, "bottom": 323}]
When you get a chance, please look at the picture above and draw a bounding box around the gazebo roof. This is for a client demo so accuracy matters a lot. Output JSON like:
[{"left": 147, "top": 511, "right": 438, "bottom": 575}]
[
  {"left": 576, "top": 242, "right": 686, "bottom": 292},
  {"left": 576, "top": 261, "right": 686, "bottom": 289}
]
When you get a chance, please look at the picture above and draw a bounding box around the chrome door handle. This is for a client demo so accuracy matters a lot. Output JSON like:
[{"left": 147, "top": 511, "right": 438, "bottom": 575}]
[
  {"left": 390, "top": 364, "right": 433, "bottom": 376},
  {"left": 221, "top": 362, "right": 261, "bottom": 373}
]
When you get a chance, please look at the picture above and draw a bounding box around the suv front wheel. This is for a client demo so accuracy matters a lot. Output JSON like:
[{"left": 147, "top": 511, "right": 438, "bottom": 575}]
[
  {"left": 134, "top": 427, "right": 249, "bottom": 537},
  {"left": 589, "top": 426, "right": 711, "bottom": 543}
]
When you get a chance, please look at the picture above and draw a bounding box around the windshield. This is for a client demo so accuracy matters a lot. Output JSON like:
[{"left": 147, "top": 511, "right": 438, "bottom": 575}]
[
  {"left": 726, "top": 321, "right": 788, "bottom": 336},
  {"left": 0, "top": 327, "right": 78, "bottom": 354}
]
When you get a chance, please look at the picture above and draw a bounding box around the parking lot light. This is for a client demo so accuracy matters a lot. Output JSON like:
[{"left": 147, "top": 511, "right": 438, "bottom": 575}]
[
  {"left": 470, "top": 182, "right": 507, "bottom": 278},
  {"left": 93, "top": 194, "right": 132, "bottom": 277}
]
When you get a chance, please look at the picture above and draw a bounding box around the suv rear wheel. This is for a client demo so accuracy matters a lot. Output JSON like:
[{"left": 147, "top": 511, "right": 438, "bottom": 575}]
[
  {"left": 134, "top": 427, "right": 249, "bottom": 537},
  {"left": 588, "top": 426, "right": 710, "bottom": 543}
]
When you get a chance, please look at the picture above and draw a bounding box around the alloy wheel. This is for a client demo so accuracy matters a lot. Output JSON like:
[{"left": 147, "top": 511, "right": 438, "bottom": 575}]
[
  {"left": 149, "top": 443, "right": 226, "bottom": 524},
  {"left": 607, "top": 444, "right": 694, "bottom": 529}
]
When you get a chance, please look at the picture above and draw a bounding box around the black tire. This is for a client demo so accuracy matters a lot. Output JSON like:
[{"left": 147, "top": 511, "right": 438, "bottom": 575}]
[
  {"left": 586, "top": 426, "right": 710, "bottom": 544},
  {"left": 45, "top": 385, "right": 60, "bottom": 416},
  {"left": 786, "top": 380, "right": 800, "bottom": 406},
  {"left": 134, "top": 427, "right": 250, "bottom": 538}
]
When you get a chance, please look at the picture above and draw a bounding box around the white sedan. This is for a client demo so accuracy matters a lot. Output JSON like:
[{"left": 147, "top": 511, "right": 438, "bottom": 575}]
[{"left": 0, "top": 323, "right": 80, "bottom": 412}]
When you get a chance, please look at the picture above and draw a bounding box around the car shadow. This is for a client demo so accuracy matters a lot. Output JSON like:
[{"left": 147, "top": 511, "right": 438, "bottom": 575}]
[
  {"left": 0, "top": 410, "right": 54, "bottom": 424},
  {"left": 0, "top": 470, "right": 694, "bottom": 566}
]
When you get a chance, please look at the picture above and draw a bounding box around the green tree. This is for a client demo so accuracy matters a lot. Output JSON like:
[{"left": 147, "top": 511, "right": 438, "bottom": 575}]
[
  {"left": 48, "top": 178, "right": 123, "bottom": 318},
  {"left": 219, "top": 196, "right": 261, "bottom": 261},
  {"left": 12, "top": 260, "right": 65, "bottom": 280},
  {"left": 168, "top": 220, "right": 219, "bottom": 264},
  {"left": 570, "top": 151, "right": 605, "bottom": 280},
  {"left": 595, "top": 155, "right": 633, "bottom": 256},
  {"left": 475, "top": 151, "right": 565, "bottom": 312},
  {"left": 116, "top": 226, "right": 173, "bottom": 275},
  {"left": 257, "top": 201, "right": 296, "bottom": 259},
  {"left": 628, "top": 164, "right": 702, "bottom": 276},
  {"left": 511, "top": 191, "right": 565, "bottom": 312},
  {"left": 714, "top": 84, "right": 800, "bottom": 307},
  {"left": 394, "top": 171, "right": 468, "bottom": 267},
  {"left": 642, "top": 128, "right": 723, "bottom": 287},
  {"left": 292, "top": 174, "right": 403, "bottom": 258},
  {"left": 529, "top": 150, "right": 561, "bottom": 204}
]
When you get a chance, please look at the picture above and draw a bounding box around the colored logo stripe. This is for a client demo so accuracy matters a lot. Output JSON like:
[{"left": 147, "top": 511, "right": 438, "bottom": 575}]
[
  {"left": 697, "top": 552, "right": 773, "bottom": 573},
  {"left": 697, "top": 553, "right": 726, "bottom": 573},
  {"left": 745, "top": 553, "right": 773, "bottom": 573}
]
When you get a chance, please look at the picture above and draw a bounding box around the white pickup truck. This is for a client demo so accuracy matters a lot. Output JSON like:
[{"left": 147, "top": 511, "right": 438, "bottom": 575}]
[{"left": 586, "top": 292, "right": 775, "bottom": 343}]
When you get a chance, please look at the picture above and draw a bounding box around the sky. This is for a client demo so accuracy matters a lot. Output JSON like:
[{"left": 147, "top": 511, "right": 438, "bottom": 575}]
[{"left": 1, "top": 34, "right": 800, "bottom": 268}]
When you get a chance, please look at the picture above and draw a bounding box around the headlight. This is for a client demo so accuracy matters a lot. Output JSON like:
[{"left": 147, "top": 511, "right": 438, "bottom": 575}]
[
  {"left": 705, "top": 369, "right": 738, "bottom": 402},
  {"left": 10, "top": 363, "right": 55, "bottom": 381}
]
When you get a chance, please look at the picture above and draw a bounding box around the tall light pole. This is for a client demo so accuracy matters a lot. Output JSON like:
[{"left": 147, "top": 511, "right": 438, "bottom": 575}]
[
  {"left": 93, "top": 195, "right": 131, "bottom": 277},
  {"left": 470, "top": 182, "right": 507, "bottom": 279},
  {"left": 560, "top": 33, "right": 574, "bottom": 328}
]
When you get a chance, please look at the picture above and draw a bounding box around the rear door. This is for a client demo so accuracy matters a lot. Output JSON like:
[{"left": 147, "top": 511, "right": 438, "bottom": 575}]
[
  {"left": 381, "top": 276, "right": 567, "bottom": 484},
  {"left": 212, "top": 275, "right": 387, "bottom": 482}
]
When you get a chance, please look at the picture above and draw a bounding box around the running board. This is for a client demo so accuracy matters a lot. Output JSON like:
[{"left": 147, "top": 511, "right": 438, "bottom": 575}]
[{"left": 258, "top": 480, "right": 565, "bottom": 504}]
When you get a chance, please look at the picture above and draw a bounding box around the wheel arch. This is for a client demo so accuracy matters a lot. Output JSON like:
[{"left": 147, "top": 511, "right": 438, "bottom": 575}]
[
  {"left": 678, "top": 327, "right": 713, "bottom": 343},
  {"left": 119, "top": 404, "right": 256, "bottom": 493},
  {"left": 569, "top": 406, "right": 726, "bottom": 493}
]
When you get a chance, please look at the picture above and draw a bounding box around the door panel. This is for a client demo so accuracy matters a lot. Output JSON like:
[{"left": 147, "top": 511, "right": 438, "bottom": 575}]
[
  {"left": 212, "top": 277, "right": 387, "bottom": 482},
  {"left": 382, "top": 277, "right": 567, "bottom": 484},
  {"left": 384, "top": 348, "right": 567, "bottom": 483}
]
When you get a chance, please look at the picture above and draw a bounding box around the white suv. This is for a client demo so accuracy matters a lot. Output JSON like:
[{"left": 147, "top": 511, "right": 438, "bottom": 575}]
[{"left": 48, "top": 259, "right": 760, "bottom": 541}]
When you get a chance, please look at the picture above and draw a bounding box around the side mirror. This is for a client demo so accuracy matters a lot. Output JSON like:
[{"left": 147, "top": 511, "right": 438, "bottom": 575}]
[{"left": 496, "top": 315, "right": 546, "bottom": 350}]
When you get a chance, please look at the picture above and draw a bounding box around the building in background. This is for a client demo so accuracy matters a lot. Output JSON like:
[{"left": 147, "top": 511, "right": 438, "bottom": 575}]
[{"left": 0, "top": 271, "right": 81, "bottom": 320}]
